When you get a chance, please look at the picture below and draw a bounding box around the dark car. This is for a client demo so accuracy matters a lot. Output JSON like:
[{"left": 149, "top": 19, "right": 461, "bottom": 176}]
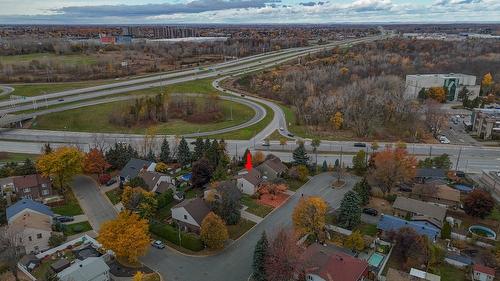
[
  {"left": 362, "top": 208, "right": 378, "bottom": 216},
  {"left": 106, "top": 178, "right": 117, "bottom": 186},
  {"left": 240, "top": 94, "right": 246, "bottom": 97},
  {"left": 287, "top": 133, "right": 294, "bottom": 137},
  {"left": 354, "top": 142, "right": 366, "bottom": 148},
  {"left": 58, "top": 98, "right": 64, "bottom": 102},
  {"left": 54, "top": 216, "right": 74, "bottom": 223},
  {"left": 151, "top": 240, "right": 165, "bottom": 249}
]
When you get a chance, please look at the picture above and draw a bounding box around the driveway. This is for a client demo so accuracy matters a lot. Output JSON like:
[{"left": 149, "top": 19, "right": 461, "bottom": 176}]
[
  {"left": 71, "top": 176, "right": 117, "bottom": 232},
  {"left": 141, "top": 173, "right": 348, "bottom": 281}
]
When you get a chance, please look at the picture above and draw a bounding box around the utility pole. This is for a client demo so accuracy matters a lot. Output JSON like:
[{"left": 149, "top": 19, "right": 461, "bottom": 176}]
[
  {"left": 429, "top": 146, "right": 432, "bottom": 157},
  {"left": 455, "top": 146, "right": 462, "bottom": 171}
]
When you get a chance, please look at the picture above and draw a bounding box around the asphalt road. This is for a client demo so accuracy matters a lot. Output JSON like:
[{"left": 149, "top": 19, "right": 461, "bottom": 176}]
[
  {"left": 142, "top": 173, "right": 345, "bottom": 281},
  {"left": 71, "top": 176, "right": 117, "bottom": 232},
  {"left": 0, "top": 85, "right": 14, "bottom": 97}
]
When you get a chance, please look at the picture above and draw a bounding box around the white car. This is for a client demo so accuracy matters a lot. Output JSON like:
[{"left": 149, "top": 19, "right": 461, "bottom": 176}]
[
  {"left": 279, "top": 127, "right": 284, "bottom": 131},
  {"left": 440, "top": 137, "right": 451, "bottom": 144}
]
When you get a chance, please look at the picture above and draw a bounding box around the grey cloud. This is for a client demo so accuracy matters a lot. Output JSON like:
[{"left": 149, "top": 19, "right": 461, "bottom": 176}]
[{"left": 54, "top": 0, "right": 281, "bottom": 17}]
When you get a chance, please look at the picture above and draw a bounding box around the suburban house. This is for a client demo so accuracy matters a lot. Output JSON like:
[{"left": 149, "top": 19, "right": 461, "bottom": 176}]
[
  {"left": 119, "top": 158, "right": 154, "bottom": 182},
  {"left": 236, "top": 169, "right": 263, "bottom": 195},
  {"left": 139, "top": 170, "right": 174, "bottom": 193},
  {"left": 444, "top": 254, "right": 473, "bottom": 268},
  {"left": 203, "top": 180, "right": 242, "bottom": 202},
  {"left": 387, "top": 268, "right": 441, "bottom": 281},
  {"left": 472, "top": 264, "right": 495, "bottom": 281},
  {"left": 392, "top": 196, "right": 447, "bottom": 226},
  {"left": 0, "top": 176, "right": 14, "bottom": 196},
  {"left": 255, "top": 155, "right": 288, "bottom": 180},
  {"left": 13, "top": 174, "right": 53, "bottom": 201},
  {"left": 6, "top": 198, "right": 54, "bottom": 253},
  {"left": 415, "top": 168, "right": 447, "bottom": 184},
  {"left": 303, "top": 243, "right": 369, "bottom": 281},
  {"left": 171, "top": 198, "right": 211, "bottom": 233},
  {"left": 377, "top": 214, "right": 440, "bottom": 241},
  {"left": 58, "top": 257, "right": 110, "bottom": 281},
  {"left": 411, "top": 184, "right": 461, "bottom": 208}
]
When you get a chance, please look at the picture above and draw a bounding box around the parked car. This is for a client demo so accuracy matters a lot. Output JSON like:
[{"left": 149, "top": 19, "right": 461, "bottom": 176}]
[
  {"left": 54, "top": 216, "right": 74, "bottom": 223},
  {"left": 241, "top": 94, "right": 245, "bottom": 97},
  {"left": 105, "top": 178, "right": 117, "bottom": 186},
  {"left": 58, "top": 98, "right": 64, "bottom": 102},
  {"left": 354, "top": 142, "right": 366, "bottom": 148},
  {"left": 151, "top": 240, "right": 165, "bottom": 249},
  {"left": 287, "top": 133, "right": 294, "bottom": 137},
  {"left": 362, "top": 208, "right": 378, "bottom": 216}
]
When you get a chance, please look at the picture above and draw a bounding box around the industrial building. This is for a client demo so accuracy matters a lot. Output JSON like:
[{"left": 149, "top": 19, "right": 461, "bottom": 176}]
[
  {"left": 404, "top": 73, "right": 480, "bottom": 101},
  {"left": 471, "top": 107, "right": 500, "bottom": 140}
]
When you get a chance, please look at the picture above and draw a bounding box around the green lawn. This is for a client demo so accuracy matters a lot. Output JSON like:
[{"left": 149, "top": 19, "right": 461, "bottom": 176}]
[
  {"left": 241, "top": 195, "right": 274, "bottom": 218},
  {"left": 185, "top": 189, "right": 203, "bottom": 199},
  {"left": 0, "top": 53, "right": 98, "bottom": 65},
  {"left": 0, "top": 152, "right": 39, "bottom": 163},
  {"left": 487, "top": 206, "right": 500, "bottom": 221},
  {"left": 227, "top": 219, "right": 256, "bottom": 240},
  {"left": 51, "top": 191, "right": 83, "bottom": 216},
  {"left": 105, "top": 188, "right": 122, "bottom": 205},
  {"left": 356, "top": 223, "right": 378, "bottom": 236},
  {"left": 285, "top": 178, "right": 306, "bottom": 191},
  {"left": 3, "top": 81, "right": 109, "bottom": 100},
  {"left": 62, "top": 221, "right": 93, "bottom": 236},
  {"left": 431, "top": 264, "right": 466, "bottom": 281},
  {"left": 30, "top": 96, "right": 254, "bottom": 135}
]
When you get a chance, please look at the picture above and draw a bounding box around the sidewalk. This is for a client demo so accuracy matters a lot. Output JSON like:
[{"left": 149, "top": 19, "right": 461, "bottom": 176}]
[
  {"left": 241, "top": 208, "right": 263, "bottom": 223},
  {"left": 62, "top": 214, "right": 88, "bottom": 224}
]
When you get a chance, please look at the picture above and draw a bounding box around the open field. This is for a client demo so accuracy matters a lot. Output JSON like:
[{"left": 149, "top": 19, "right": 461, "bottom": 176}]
[
  {"left": 0, "top": 152, "right": 39, "bottom": 163},
  {"left": 0, "top": 53, "right": 98, "bottom": 65},
  {"left": 1, "top": 81, "right": 111, "bottom": 100},
  {"left": 30, "top": 96, "right": 254, "bottom": 135}
]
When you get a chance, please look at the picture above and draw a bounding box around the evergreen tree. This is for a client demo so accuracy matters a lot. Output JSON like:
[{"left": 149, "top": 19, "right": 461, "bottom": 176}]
[
  {"left": 106, "top": 143, "right": 139, "bottom": 169},
  {"left": 292, "top": 142, "right": 309, "bottom": 166},
  {"left": 176, "top": 137, "right": 192, "bottom": 166},
  {"left": 252, "top": 232, "right": 269, "bottom": 281},
  {"left": 43, "top": 143, "right": 52, "bottom": 154},
  {"left": 441, "top": 221, "right": 451, "bottom": 239},
  {"left": 337, "top": 191, "right": 362, "bottom": 230},
  {"left": 334, "top": 159, "right": 340, "bottom": 167},
  {"left": 159, "top": 138, "right": 171, "bottom": 163},
  {"left": 212, "top": 163, "right": 228, "bottom": 181},
  {"left": 353, "top": 178, "right": 371, "bottom": 206},
  {"left": 352, "top": 150, "right": 367, "bottom": 175},
  {"left": 193, "top": 137, "right": 205, "bottom": 161},
  {"left": 204, "top": 138, "right": 212, "bottom": 153},
  {"left": 146, "top": 149, "right": 156, "bottom": 162},
  {"left": 17, "top": 158, "right": 37, "bottom": 175},
  {"left": 322, "top": 160, "right": 328, "bottom": 172},
  {"left": 206, "top": 139, "right": 220, "bottom": 166}
]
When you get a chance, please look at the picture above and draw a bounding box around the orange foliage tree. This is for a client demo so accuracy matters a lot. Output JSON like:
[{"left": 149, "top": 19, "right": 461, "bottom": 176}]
[
  {"left": 292, "top": 197, "right": 328, "bottom": 238},
  {"left": 98, "top": 211, "right": 150, "bottom": 263},
  {"left": 200, "top": 212, "right": 228, "bottom": 249},
  {"left": 257, "top": 182, "right": 288, "bottom": 200},
  {"left": 83, "top": 147, "right": 110, "bottom": 176},
  {"left": 368, "top": 148, "right": 416, "bottom": 194},
  {"left": 427, "top": 87, "right": 446, "bottom": 103}
]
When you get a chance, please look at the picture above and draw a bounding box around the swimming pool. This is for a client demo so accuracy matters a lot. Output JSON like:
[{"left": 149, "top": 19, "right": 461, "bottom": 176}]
[
  {"left": 453, "top": 184, "right": 473, "bottom": 193},
  {"left": 368, "top": 252, "right": 385, "bottom": 267}
]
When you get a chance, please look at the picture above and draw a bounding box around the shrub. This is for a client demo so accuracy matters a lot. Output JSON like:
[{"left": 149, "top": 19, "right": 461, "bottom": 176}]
[
  {"left": 48, "top": 233, "right": 66, "bottom": 247},
  {"left": 149, "top": 223, "right": 204, "bottom": 252},
  {"left": 99, "top": 174, "right": 111, "bottom": 185},
  {"left": 157, "top": 190, "right": 174, "bottom": 209},
  {"left": 385, "top": 194, "right": 397, "bottom": 203}
]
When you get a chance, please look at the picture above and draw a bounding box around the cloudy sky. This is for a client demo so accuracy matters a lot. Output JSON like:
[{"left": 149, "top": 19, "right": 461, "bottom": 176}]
[{"left": 1, "top": 0, "right": 499, "bottom": 24}]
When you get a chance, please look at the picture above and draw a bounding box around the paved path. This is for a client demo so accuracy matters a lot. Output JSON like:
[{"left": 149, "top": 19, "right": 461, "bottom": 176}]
[
  {"left": 62, "top": 214, "right": 88, "bottom": 224},
  {"left": 0, "top": 86, "right": 14, "bottom": 98},
  {"left": 71, "top": 176, "right": 117, "bottom": 232},
  {"left": 141, "top": 173, "right": 345, "bottom": 281},
  {"left": 241, "top": 209, "right": 263, "bottom": 223}
]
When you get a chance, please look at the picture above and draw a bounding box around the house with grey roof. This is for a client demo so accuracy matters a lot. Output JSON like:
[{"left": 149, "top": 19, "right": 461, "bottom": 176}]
[
  {"left": 57, "top": 257, "right": 110, "bottom": 281},
  {"left": 236, "top": 169, "right": 263, "bottom": 195},
  {"left": 171, "top": 197, "right": 211, "bottom": 233},
  {"left": 256, "top": 155, "right": 288, "bottom": 180},
  {"left": 139, "top": 170, "right": 174, "bottom": 193},
  {"left": 392, "top": 196, "right": 447, "bottom": 225},
  {"left": 119, "top": 158, "right": 154, "bottom": 182}
]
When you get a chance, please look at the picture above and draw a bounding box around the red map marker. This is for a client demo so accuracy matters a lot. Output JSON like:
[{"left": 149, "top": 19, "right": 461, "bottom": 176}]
[{"left": 245, "top": 152, "right": 253, "bottom": 170}]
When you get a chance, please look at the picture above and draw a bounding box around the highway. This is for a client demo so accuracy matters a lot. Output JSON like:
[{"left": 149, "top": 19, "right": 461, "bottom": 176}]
[{"left": 0, "top": 85, "right": 14, "bottom": 97}]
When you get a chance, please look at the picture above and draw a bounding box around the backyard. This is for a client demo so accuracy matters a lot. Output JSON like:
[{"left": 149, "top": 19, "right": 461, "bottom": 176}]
[
  {"left": 51, "top": 190, "right": 83, "bottom": 216},
  {"left": 227, "top": 219, "right": 256, "bottom": 240},
  {"left": 62, "top": 221, "right": 93, "bottom": 236}
]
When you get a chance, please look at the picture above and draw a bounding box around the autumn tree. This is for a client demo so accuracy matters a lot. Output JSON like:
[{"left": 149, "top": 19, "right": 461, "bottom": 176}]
[
  {"left": 155, "top": 162, "right": 168, "bottom": 173},
  {"left": 463, "top": 189, "right": 495, "bottom": 218},
  {"left": 121, "top": 187, "right": 157, "bottom": 219},
  {"left": 98, "top": 211, "right": 150, "bottom": 263},
  {"left": 344, "top": 231, "right": 365, "bottom": 252},
  {"left": 200, "top": 212, "right": 228, "bottom": 249},
  {"left": 368, "top": 148, "right": 416, "bottom": 194},
  {"left": 191, "top": 157, "right": 214, "bottom": 188},
  {"left": 253, "top": 151, "right": 265, "bottom": 165},
  {"left": 387, "top": 227, "right": 430, "bottom": 270},
  {"left": 337, "top": 191, "right": 362, "bottom": 230},
  {"left": 83, "top": 147, "right": 109, "bottom": 176},
  {"left": 265, "top": 229, "right": 303, "bottom": 281},
  {"left": 330, "top": 111, "right": 343, "bottom": 130},
  {"left": 252, "top": 232, "right": 269, "bottom": 281},
  {"left": 258, "top": 182, "right": 288, "bottom": 199},
  {"left": 279, "top": 137, "right": 287, "bottom": 150},
  {"left": 311, "top": 138, "right": 321, "bottom": 166},
  {"left": 292, "top": 197, "right": 328, "bottom": 239},
  {"left": 427, "top": 87, "right": 446, "bottom": 103},
  {"left": 482, "top": 73, "right": 493, "bottom": 94},
  {"left": 37, "top": 146, "right": 84, "bottom": 193}
]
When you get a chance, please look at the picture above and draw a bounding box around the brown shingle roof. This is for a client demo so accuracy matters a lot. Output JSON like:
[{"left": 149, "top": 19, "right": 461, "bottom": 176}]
[
  {"left": 473, "top": 264, "right": 495, "bottom": 276},
  {"left": 393, "top": 196, "right": 447, "bottom": 222},
  {"left": 13, "top": 174, "right": 50, "bottom": 189},
  {"left": 413, "top": 184, "right": 460, "bottom": 203},
  {"left": 237, "top": 169, "right": 263, "bottom": 186},
  {"left": 172, "top": 198, "right": 210, "bottom": 226},
  {"left": 261, "top": 157, "right": 287, "bottom": 174}
]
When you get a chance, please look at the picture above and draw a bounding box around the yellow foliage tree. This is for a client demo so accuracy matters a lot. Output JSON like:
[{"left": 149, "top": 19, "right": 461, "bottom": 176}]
[
  {"left": 427, "top": 87, "right": 446, "bottom": 103},
  {"left": 133, "top": 271, "right": 144, "bottom": 281},
  {"left": 343, "top": 231, "right": 365, "bottom": 251},
  {"left": 98, "top": 211, "right": 150, "bottom": 263},
  {"left": 36, "top": 146, "right": 84, "bottom": 193},
  {"left": 292, "top": 196, "right": 328, "bottom": 238},
  {"left": 482, "top": 73, "right": 493, "bottom": 87},
  {"left": 330, "top": 112, "right": 343, "bottom": 130},
  {"left": 253, "top": 151, "right": 265, "bottom": 165},
  {"left": 340, "top": 67, "right": 349, "bottom": 75},
  {"left": 200, "top": 212, "right": 228, "bottom": 249},
  {"left": 155, "top": 162, "right": 168, "bottom": 173}
]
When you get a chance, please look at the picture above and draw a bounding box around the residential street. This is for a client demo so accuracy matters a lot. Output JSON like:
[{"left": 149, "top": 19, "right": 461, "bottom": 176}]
[{"left": 71, "top": 176, "right": 117, "bottom": 232}]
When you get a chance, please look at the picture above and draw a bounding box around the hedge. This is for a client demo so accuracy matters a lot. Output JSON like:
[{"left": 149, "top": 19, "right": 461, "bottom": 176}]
[{"left": 150, "top": 223, "right": 204, "bottom": 252}]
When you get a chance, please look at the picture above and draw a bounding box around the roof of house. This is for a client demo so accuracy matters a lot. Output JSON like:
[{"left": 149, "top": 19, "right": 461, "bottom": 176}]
[
  {"left": 393, "top": 196, "right": 447, "bottom": 222},
  {"left": 214, "top": 180, "right": 242, "bottom": 201},
  {"left": 409, "top": 268, "right": 441, "bottom": 281},
  {"left": 155, "top": 181, "right": 173, "bottom": 194},
  {"left": 260, "top": 156, "right": 287, "bottom": 174},
  {"left": 445, "top": 254, "right": 473, "bottom": 265},
  {"left": 413, "top": 184, "right": 460, "bottom": 203},
  {"left": 13, "top": 174, "right": 50, "bottom": 189},
  {"left": 57, "top": 257, "right": 109, "bottom": 281},
  {"left": 236, "top": 168, "right": 263, "bottom": 186},
  {"left": 6, "top": 198, "right": 53, "bottom": 221},
  {"left": 473, "top": 264, "right": 496, "bottom": 276},
  {"left": 303, "top": 243, "right": 367, "bottom": 281},
  {"left": 172, "top": 198, "right": 210, "bottom": 226},
  {"left": 119, "top": 158, "right": 152, "bottom": 179},
  {"left": 415, "top": 168, "right": 446, "bottom": 179},
  {"left": 139, "top": 171, "right": 166, "bottom": 191},
  {"left": 377, "top": 214, "right": 440, "bottom": 240},
  {"left": 411, "top": 216, "right": 443, "bottom": 229}
]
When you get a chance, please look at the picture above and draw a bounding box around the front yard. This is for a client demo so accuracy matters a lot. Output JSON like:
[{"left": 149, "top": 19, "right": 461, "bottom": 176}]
[
  {"left": 62, "top": 221, "right": 93, "bottom": 236},
  {"left": 227, "top": 219, "right": 256, "bottom": 240},
  {"left": 241, "top": 195, "right": 274, "bottom": 218},
  {"left": 51, "top": 190, "right": 83, "bottom": 216},
  {"left": 105, "top": 188, "right": 122, "bottom": 205}
]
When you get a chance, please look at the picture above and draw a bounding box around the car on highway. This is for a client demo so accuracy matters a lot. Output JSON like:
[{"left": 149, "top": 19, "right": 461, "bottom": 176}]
[
  {"left": 58, "top": 98, "right": 64, "bottom": 102},
  {"left": 54, "top": 216, "right": 74, "bottom": 223},
  {"left": 279, "top": 127, "right": 284, "bottom": 131},
  {"left": 105, "top": 178, "right": 117, "bottom": 186},
  {"left": 287, "top": 133, "right": 294, "bottom": 137},
  {"left": 438, "top": 136, "right": 451, "bottom": 144},
  {"left": 362, "top": 208, "right": 378, "bottom": 216},
  {"left": 261, "top": 141, "right": 270, "bottom": 146},
  {"left": 151, "top": 240, "right": 165, "bottom": 249},
  {"left": 241, "top": 94, "right": 245, "bottom": 97},
  {"left": 353, "top": 142, "right": 366, "bottom": 147}
]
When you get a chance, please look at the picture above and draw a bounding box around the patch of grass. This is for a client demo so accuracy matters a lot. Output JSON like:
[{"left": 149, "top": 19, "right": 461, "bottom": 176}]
[
  {"left": 241, "top": 195, "right": 274, "bottom": 218},
  {"left": 0, "top": 53, "right": 98, "bottom": 65},
  {"left": 431, "top": 264, "right": 466, "bottom": 281},
  {"left": 0, "top": 152, "right": 39, "bottom": 163},
  {"left": 4, "top": 81, "right": 109, "bottom": 99},
  {"left": 185, "top": 189, "right": 203, "bottom": 199},
  {"left": 285, "top": 178, "right": 306, "bottom": 191},
  {"left": 356, "top": 223, "right": 378, "bottom": 236},
  {"left": 51, "top": 190, "right": 83, "bottom": 216},
  {"left": 62, "top": 221, "right": 93, "bottom": 236},
  {"left": 487, "top": 206, "right": 500, "bottom": 221},
  {"left": 227, "top": 219, "right": 256, "bottom": 240},
  {"left": 105, "top": 188, "right": 122, "bottom": 205}
]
